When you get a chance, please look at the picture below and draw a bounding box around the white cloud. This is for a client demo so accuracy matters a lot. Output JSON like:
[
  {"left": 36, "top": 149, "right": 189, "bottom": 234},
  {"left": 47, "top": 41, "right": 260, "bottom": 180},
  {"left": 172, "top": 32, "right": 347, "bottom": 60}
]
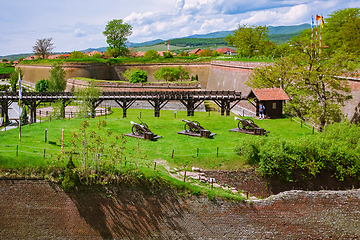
[{"left": 74, "top": 29, "right": 87, "bottom": 37}]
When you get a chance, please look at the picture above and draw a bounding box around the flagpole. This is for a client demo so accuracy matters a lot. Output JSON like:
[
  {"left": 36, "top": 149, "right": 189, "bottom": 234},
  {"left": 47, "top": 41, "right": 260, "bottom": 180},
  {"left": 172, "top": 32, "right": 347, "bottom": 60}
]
[
  {"left": 18, "top": 69, "right": 21, "bottom": 142},
  {"left": 319, "top": 14, "right": 323, "bottom": 55}
]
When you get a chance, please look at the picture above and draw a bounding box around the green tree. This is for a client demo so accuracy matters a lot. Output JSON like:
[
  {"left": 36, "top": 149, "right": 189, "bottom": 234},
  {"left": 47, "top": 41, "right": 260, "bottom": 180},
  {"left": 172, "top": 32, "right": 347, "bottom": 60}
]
[
  {"left": 20, "top": 105, "right": 28, "bottom": 125},
  {"left": 248, "top": 41, "right": 358, "bottom": 130},
  {"left": 153, "top": 66, "right": 189, "bottom": 82},
  {"left": 130, "top": 70, "right": 147, "bottom": 83},
  {"left": 177, "top": 51, "right": 189, "bottom": 57},
  {"left": 144, "top": 50, "right": 160, "bottom": 60},
  {"left": 9, "top": 68, "right": 23, "bottom": 92},
  {"left": 74, "top": 81, "right": 100, "bottom": 118},
  {"left": 123, "top": 67, "right": 140, "bottom": 81},
  {"left": 32, "top": 38, "right": 55, "bottom": 59},
  {"left": 103, "top": 19, "right": 132, "bottom": 57},
  {"left": 163, "top": 51, "right": 173, "bottom": 58},
  {"left": 198, "top": 48, "right": 214, "bottom": 57},
  {"left": 225, "top": 25, "right": 269, "bottom": 58},
  {"left": 69, "top": 51, "right": 88, "bottom": 59},
  {"left": 48, "top": 62, "right": 66, "bottom": 92},
  {"left": 35, "top": 79, "right": 50, "bottom": 92},
  {"left": 323, "top": 8, "right": 360, "bottom": 56}
]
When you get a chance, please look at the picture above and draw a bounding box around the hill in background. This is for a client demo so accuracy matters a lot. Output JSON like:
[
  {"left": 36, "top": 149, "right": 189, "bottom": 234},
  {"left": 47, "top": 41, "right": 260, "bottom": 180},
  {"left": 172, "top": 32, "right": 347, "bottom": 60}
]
[{"left": 1, "top": 24, "right": 310, "bottom": 60}]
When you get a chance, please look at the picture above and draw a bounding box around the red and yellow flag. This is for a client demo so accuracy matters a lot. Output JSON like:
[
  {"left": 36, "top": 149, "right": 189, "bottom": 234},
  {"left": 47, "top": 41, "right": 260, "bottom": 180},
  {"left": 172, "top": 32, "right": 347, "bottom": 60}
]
[{"left": 320, "top": 15, "right": 324, "bottom": 28}]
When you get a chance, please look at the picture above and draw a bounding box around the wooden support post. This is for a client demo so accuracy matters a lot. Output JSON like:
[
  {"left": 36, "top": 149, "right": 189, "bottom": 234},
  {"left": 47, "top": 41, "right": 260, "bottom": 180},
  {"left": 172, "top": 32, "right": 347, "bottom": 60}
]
[
  {"left": 172, "top": 149, "right": 174, "bottom": 158},
  {"left": 61, "top": 129, "right": 64, "bottom": 152},
  {"left": 301, "top": 120, "right": 303, "bottom": 128},
  {"left": 312, "top": 126, "right": 315, "bottom": 134},
  {"left": 183, "top": 171, "right": 186, "bottom": 182},
  {"left": 154, "top": 162, "right": 157, "bottom": 170},
  {"left": 217, "top": 146, "right": 219, "bottom": 157},
  {"left": 197, "top": 148, "right": 199, "bottom": 157},
  {"left": 43, "top": 149, "right": 46, "bottom": 158},
  {"left": 16, "top": 145, "right": 18, "bottom": 156},
  {"left": 45, "top": 129, "right": 47, "bottom": 143},
  {"left": 140, "top": 111, "right": 141, "bottom": 118}
]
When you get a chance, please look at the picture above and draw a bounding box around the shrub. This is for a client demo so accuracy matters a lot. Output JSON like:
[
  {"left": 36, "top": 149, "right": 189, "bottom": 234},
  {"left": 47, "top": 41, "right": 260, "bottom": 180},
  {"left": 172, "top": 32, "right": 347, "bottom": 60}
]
[
  {"left": 0, "top": 84, "right": 9, "bottom": 91},
  {"left": 69, "top": 51, "right": 88, "bottom": 59},
  {"left": 130, "top": 70, "right": 148, "bottom": 83},
  {"left": 62, "top": 156, "right": 80, "bottom": 191},
  {"left": 20, "top": 106, "right": 28, "bottom": 125},
  {"left": 35, "top": 79, "right": 49, "bottom": 92},
  {"left": 163, "top": 51, "right": 173, "bottom": 58},
  {"left": 144, "top": 50, "right": 160, "bottom": 60}
]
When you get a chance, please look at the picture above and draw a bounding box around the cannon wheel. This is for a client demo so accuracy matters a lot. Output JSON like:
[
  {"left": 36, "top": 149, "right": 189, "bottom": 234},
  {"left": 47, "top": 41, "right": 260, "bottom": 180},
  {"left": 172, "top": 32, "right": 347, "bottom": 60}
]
[
  {"left": 132, "top": 125, "right": 144, "bottom": 136},
  {"left": 192, "top": 121, "right": 201, "bottom": 133},
  {"left": 141, "top": 123, "right": 149, "bottom": 130},
  {"left": 184, "top": 123, "right": 191, "bottom": 132},
  {"left": 238, "top": 118, "right": 255, "bottom": 130}
]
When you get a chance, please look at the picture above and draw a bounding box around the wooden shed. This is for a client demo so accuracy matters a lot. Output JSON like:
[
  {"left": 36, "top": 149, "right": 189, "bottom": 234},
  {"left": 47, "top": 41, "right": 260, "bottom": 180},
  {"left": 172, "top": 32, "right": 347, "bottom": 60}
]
[{"left": 247, "top": 88, "right": 290, "bottom": 119}]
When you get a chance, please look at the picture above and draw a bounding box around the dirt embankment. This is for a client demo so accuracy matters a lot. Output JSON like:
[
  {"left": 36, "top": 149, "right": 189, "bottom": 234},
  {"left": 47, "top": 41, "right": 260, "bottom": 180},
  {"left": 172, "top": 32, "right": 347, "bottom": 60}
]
[{"left": 1, "top": 180, "right": 360, "bottom": 239}]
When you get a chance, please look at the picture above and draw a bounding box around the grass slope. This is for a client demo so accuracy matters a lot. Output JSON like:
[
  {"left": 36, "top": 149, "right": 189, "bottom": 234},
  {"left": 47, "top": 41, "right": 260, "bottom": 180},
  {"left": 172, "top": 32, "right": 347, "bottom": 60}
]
[{"left": 0, "top": 108, "right": 313, "bottom": 171}]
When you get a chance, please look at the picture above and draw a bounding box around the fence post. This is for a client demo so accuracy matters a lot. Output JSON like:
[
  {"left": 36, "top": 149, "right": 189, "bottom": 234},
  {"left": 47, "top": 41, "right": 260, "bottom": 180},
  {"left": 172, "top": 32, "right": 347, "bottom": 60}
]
[
  {"left": 183, "top": 171, "right": 186, "bottom": 182},
  {"left": 45, "top": 129, "right": 47, "bottom": 143},
  {"left": 172, "top": 149, "right": 174, "bottom": 158},
  {"left": 39, "top": 110, "right": 41, "bottom": 122},
  {"left": 43, "top": 149, "right": 46, "bottom": 158},
  {"left": 16, "top": 145, "right": 18, "bottom": 156},
  {"left": 61, "top": 129, "right": 64, "bottom": 151},
  {"left": 301, "top": 120, "right": 303, "bottom": 128},
  {"left": 140, "top": 111, "right": 141, "bottom": 118},
  {"left": 197, "top": 148, "right": 199, "bottom": 157},
  {"left": 312, "top": 126, "right": 315, "bottom": 134},
  {"left": 217, "top": 146, "right": 219, "bottom": 157},
  {"left": 154, "top": 162, "right": 157, "bottom": 170}
]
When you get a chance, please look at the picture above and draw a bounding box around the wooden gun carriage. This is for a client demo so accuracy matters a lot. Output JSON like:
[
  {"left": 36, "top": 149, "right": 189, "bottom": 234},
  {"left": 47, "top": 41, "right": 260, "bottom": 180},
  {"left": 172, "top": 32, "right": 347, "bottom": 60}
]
[
  {"left": 178, "top": 119, "right": 215, "bottom": 138},
  {"left": 126, "top": 118, "right": 161, "bottom": 140},
  {"left": 230, "top": 116, "right": 268, "bottom": 136}
]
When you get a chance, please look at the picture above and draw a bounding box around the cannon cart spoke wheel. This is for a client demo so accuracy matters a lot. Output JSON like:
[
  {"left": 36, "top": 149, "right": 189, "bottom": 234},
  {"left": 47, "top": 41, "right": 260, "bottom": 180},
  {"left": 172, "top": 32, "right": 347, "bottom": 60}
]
[
  {"left": 132, "top": 125, "right": 137, "bottom": 135},
  {"left": 142, "top": 123, "right": 149, "bottom": 129},
  {"left": 185, "top": 123, "right": 190, "bottom": 132}
]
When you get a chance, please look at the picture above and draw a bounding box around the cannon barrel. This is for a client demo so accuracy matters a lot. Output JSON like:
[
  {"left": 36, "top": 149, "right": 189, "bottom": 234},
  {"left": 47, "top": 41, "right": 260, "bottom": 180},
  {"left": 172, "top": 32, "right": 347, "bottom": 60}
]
[
  {"left": 130, "top": 121, "right": 137, "bottom": 125},
  {"left": 182, "top": 119, "right": 198, "bottom": 125}
]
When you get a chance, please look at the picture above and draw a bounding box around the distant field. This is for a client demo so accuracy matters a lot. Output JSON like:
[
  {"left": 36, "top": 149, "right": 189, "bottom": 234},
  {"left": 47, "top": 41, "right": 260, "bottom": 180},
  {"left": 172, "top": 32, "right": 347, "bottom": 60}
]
[{"left": 0, "top": 66, "right": 15, "bottom": 74}]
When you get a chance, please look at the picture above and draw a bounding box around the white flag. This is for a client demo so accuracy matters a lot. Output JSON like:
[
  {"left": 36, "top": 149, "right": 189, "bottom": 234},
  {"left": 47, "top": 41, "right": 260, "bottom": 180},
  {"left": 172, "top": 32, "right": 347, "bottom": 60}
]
[{"left": 18, "top": 69, "right": 22, "bottom": 99}]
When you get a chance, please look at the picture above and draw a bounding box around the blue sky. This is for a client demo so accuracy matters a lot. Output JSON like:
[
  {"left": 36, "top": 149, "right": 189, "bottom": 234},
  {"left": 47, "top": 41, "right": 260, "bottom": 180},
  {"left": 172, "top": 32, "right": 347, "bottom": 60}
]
[{"left": 1, "top": 0, "right": 359, "bottom": 56}]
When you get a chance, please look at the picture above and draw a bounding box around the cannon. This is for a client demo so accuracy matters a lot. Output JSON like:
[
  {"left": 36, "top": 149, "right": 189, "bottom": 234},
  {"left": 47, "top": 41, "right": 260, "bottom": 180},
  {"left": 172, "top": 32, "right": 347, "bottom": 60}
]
[
  {"left": 230, "top": 116, "right": 268, "bottom": 135},
  {"left": 183, "top": 119, "right": 204, "bottom": 133},
  {"left": 179, "top": 119, "right": 215, "bottom": 138},
  {"left": 126, "top": 118, "right": 161, "bottom": 140},
  {"left": 131, "top": 120, "right": 151, "bottom": 136}
]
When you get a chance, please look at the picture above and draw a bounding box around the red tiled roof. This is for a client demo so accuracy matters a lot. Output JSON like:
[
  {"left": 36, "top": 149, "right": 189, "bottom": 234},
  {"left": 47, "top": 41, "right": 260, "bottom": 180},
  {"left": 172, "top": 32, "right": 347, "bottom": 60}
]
[
  {"left": 215, "top": 47, "right": 236, "bottom": 53},
  {"left": 189, "top": 48, "right": 201, "bottom": 54},
  {"left": 250, "top": 88, "right": 290, "bottom": 101}
]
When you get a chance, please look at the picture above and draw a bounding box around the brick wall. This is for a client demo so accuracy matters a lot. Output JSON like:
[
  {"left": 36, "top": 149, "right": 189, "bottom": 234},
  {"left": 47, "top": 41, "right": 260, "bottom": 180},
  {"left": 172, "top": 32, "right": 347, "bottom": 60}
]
[{"left": 1, "top": 180, "right": 359, "bottom": 239}]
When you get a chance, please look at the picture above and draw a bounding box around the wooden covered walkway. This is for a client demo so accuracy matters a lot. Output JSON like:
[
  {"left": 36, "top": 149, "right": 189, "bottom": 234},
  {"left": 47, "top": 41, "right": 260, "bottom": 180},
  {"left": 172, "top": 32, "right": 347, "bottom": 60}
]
[{"left": 0, "top": 90, "right": 244, "bottom": 123}]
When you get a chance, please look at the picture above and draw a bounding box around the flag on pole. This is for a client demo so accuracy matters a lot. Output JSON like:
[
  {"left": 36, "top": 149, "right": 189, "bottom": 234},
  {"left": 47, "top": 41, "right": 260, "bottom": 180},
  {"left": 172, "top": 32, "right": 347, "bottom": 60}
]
[
  {"left": 320, "top": 15, "right": 324, "bottom": 28},
  {"left": 18, "top": 69, "right": 22, "bottom": 100},
  {"left": 316, "top": 15, "right": 321, "bottom": 21},
  {"left": 311, "top": 15, "right": 314, "bottom": 28}
]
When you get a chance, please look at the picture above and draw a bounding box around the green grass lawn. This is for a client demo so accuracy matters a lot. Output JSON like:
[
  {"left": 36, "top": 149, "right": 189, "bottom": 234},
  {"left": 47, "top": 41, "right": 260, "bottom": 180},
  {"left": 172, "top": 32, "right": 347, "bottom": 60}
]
[
  {"left": 0, "top": 108, "right": 313, "bottom": 171},
  {"left": 0, "top": 66, "right": 15, "bottom": 74}
]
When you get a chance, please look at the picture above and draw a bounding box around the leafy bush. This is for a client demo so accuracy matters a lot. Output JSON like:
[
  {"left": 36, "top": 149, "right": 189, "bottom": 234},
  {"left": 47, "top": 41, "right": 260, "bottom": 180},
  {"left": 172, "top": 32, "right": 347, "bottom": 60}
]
[
  {"left": 62, "top": 156, "right": 80, "bottom": 191},
  {"left": 69, "top": 51, "right": 88, "bottom": 59},
  {"left": 0, "top": 85, "right": 9, "bottom": 91},
  {"left": 163, "top": 51, "right": 173, "bottom": 58},
  {"left": 144, "top": 50, "right": 160, "bottom": 60},
  {"left": 153, "top": 66, "right": 190, "bottom": 82},
  {"left": 20, "top": 106, "right": 28, "bottom": 125},
  {"left": 239, "top": 121, "right": 360, "bottom": 181},
  {"left": 130, "top": 70, "right": 147, "bottom": 83},
  {"left": 35, "top": 79, "right": 49, "bottom": 92}
]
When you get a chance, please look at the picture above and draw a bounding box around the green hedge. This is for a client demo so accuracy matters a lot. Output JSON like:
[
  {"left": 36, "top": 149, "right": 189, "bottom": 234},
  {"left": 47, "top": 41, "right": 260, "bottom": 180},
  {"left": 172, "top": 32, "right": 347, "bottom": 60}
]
[{"left": 239, "top": 121, "right": 360, "bottom": 181}]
